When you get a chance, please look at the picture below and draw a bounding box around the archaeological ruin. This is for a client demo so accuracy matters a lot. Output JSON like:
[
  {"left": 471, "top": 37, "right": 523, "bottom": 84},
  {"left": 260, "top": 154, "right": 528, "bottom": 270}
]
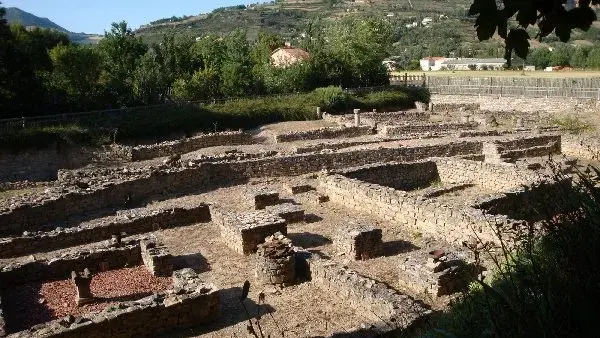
[{"left": 0, "top": 93, "right": 598, "bottom": 337}]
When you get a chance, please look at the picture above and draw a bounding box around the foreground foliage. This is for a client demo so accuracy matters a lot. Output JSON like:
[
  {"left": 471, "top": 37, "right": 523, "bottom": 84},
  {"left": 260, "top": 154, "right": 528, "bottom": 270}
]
[{"left": 422, "top": 163, "right": 600, "bottom": 338}]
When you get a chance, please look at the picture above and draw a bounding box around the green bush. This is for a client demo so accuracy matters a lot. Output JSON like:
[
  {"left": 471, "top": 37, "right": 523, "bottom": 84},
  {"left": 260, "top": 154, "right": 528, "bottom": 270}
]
[
  {"left": 551, "top": 116, "right": 594, "bottom": 135},
  {"left": 0, "top": 86, "right": 429, "bottom": 150}
]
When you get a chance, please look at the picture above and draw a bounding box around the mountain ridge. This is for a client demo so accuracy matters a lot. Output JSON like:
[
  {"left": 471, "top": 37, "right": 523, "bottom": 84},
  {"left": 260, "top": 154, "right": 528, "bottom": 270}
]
[{"left": 4, "top": 7, "right": 101, "bottom": 44}]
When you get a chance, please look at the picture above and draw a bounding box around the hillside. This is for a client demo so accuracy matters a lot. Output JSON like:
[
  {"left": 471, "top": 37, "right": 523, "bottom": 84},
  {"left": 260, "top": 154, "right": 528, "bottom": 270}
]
[
  {"left": 5, "top": 7, "right": 101, "bottom": 44},
  {"left": 136, "top": 0, "right": 474, "bottom": 42}
]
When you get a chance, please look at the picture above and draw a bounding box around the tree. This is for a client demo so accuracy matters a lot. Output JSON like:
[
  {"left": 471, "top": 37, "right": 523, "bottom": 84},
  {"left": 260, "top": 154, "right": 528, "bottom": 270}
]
[
  {"left": 98, "top": 21, "right": 147, "bottom": 105},
  {"left": 571, "top": 46, "right": 590, "bottom": 69},
  {"left": 527, "top": 47, "right": 552, "bottom": 69},
  {"left": 469, "top": 0, "right": 598, "bottom": 64},
  {"left": 171, "top": 67, "right": 220, "bottom": 101},
  {"left": 48, "top": 44, "right": 103, "bottom": 109},
  {"left": 586, "top": 47, "right": 600, "bottom": 69},
  {"left": 550, "top": 43, "right": 573, "bottom": 67},
  {"left": 132, "top": 51, "right": 169, "bottom": 105},
  {"left": 219, "top": 30, "right": 253, "bottom": 97}
]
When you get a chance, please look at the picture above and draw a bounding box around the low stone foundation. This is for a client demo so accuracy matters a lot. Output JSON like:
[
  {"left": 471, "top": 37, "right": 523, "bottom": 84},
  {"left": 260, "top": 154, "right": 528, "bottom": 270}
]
[
  {"left": 335, "top": 226, "right": 382, "bottom": 260},
  {"left": 274, "top": 126, "right": 374, "bottom": 142},
  {"left": 398, "top": 249, "right": 478, "bottom": 298},
  {"left": 141, "top": 238, "right": 173, "bottom": 277},
  {"left": 0, "top": 241, "right": 141, "bottom": 286},
  {"left": 130, "top": 131, "right": 253, "bottom": 161},
  {"left": 265, "top": 203, "right": 305, "bottom": 223},
  {"left": 6, "top": 269, "right": 219, "bottom": 338},
  {"left": 248, "top": 188, "right": 280, "bottom": 210},
  {"left": 380, "top": 122, "right": 479, "bottom": 137},
  {"left": 213, "top": 208, "right": 288, "bottom": 255},
  {"left": 309, "top": 257, "right": 430, "bottom": 334},
  {"left": 0, "top": 202, "right": 210, "bottom": 258}
]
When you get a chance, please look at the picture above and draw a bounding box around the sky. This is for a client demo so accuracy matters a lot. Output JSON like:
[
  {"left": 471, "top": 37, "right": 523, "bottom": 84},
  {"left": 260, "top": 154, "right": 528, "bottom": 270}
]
[{"left": 2, "top": 0, "right": 260, "bottom": 34}]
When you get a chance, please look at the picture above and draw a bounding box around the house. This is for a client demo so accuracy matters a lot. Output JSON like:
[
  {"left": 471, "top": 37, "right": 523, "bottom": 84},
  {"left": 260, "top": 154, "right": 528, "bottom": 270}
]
[
  {"left": 420, "top": 57, "right": 506, "bottom": 71},
  {"left": 420, "top": 57, "right": 448, "bottom": 71},
  {"left": 270, "top": 42, "right": 311, "bottom": 68}
]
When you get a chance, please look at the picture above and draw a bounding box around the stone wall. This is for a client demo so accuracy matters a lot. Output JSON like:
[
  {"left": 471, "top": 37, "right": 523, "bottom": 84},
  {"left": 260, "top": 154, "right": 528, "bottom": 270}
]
[
  {"left": 6, "top": 269, "right": 219, "bottom": 338},
  {"left": 274, "top": 126, "right": 374, "bottom": 142},
  {"left": 562, "top": 135, "right": 600, "bottom": 161},
  {"left": 0, "top": 242, "right": 141, "bottom": 286},
  {"left": 473, "top": 179, "right": 573, "bottom": 222},
  {"left": 434, "top": 158, "right": 541, "bottom": 192},
  {"left": 309, "top": 256, "right": 430, "bottom": 334},
  {"left": 380, "top": 122, "right": 479, "bottom": 137},
  {"left": 338, "top": 161, "right": 440, "bottom": 191},
  {"left": 131, "top": 131, "right": 253, "bottom": 161},
  {"left": 0, "top": 145, "right": 130, "bottom": 183},
  {"left": 0, "top": 203, "right": 210, "bottom": 252},
  {"left": 324, "top": 111, "right": 430, "bottom": 126},
  {"left": 0, "top": 141, "right": 482, "bottom": 235},
  {"left": 212, "top": 208, "right": 287, "bottom": 255},
  {"left": 432, "top": 95, "right": 598, "bottom": 113},
  {"left": 319, "top": 173, "right": 511, "bottom": 245},
  {"left": 140, "top": 239, "right": 173, "bottom": 277}
]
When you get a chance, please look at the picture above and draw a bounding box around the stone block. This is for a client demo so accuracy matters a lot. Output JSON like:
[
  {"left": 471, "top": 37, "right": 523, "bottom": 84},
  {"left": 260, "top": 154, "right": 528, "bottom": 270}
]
[
  {"left": 248, "top": 189, "right": 280, "bottom": 210},
  {"left": 283, "top": 183, "right": 314, "bottom": 195},
  {"left": 296, "top": 191, "right": 329, "bottom": 205},
  {"left": 335, "top": 226, "right": 382, "bottom": 260},
  {"left": 141, "top": 238, "right": 173, "bottom": 277},
  {"left": 216, "top": 210, "right": 287, "bottom": 255},
  {"left": 265, "top": 203, "right": 305, "bottom": 223},
  {"left": 398, "top": 249, "right": 478, "bottom": 298}
]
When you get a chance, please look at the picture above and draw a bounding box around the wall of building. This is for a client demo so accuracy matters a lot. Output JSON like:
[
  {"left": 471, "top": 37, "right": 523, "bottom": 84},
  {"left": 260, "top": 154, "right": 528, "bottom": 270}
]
[
  {"left": 338, "top": 161, "right": 440, "bottom": 191},
  {"left": 380, "top": 122, "right": 478, "bottom": 136}
]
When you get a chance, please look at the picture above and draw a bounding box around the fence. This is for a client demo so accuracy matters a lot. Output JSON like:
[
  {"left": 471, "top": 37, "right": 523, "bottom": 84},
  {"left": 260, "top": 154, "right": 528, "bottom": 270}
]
[{"left": 426, "top": 75, "right": 600, "bottom": 99}]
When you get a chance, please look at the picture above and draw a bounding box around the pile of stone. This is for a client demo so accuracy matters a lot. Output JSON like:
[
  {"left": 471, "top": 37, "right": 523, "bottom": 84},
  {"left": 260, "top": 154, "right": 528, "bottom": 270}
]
[{"left": 255, "top": 233, "right": 296, "bottom": 286}]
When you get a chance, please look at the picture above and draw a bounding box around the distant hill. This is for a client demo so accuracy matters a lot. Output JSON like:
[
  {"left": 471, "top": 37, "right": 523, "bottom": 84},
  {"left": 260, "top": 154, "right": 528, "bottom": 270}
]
[{"left": 4, "top": 7, "right": 102, "bottom": 44}]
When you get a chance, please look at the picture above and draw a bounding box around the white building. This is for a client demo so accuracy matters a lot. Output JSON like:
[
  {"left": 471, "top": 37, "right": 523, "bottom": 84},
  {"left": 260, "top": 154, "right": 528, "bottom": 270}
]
[{"left": 420, "top": 57, "right": 506, "bottom": 71}]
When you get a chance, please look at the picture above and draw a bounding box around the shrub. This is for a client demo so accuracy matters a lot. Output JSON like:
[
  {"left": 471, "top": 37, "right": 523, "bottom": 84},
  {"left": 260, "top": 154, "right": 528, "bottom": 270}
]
[
  {"left": 551, "top": 116, "right": 594, "bottom": 135},
  {"left": 421, "top": 163, "right": 600, "bottom": 338}
]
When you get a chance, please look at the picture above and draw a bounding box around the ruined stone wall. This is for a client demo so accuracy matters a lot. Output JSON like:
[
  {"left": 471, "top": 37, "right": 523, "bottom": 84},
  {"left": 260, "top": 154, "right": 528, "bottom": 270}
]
[
  {"left": 318, "top": 174, "right": 502, "bottom": 245},
  {"left": 562, "top": 135, "right": 600, "bottom": 161},
  {"left": 495, "top": 135, "right": 561, "bottom": 152},
  {"left": 473, "top": 179, "right": 573, "bottom": 222},
  {"left": 435, "top": 158, "right": 541, "bottom": 192},
  {"left": 131, "top": 131, "right": 253, "bottom": 161},
  {"left": 0, "top": 242, "right": 141, "bottom": 286},
  {"left": 0, "top": 141, "right": 482, "bottom": 235},
  {"left": 432, "top": 95, "right": 598, "bottom": 113},
  {"left": 338, "top": 161, "right": 440, "bottom": 191},
  {"left": 0, "top": 203, "right": 210, "bottom": 258},
  {"left": 309, "top": 256, "right": 430, "bottom": 334},
  {"left": 380, "top": 122, "right": 478, "bottom": 137},
  {"left": 7, "top": 269, "right": 219, "bottom": 338},
  {"left": 324, "top": 111, "right": 430, "bottom": 126},
  {"left": 0, "top": 145, "right": 130, "bottom": 183},
  {"left": 274, "top": 126, "right": 374, "bottom": 142}
]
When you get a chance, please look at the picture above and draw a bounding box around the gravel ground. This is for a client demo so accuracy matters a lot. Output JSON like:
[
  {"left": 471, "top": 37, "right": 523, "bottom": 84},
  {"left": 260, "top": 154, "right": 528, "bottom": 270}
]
[{"left": 4, "top": 266, "right": 172, "bottom": 333}]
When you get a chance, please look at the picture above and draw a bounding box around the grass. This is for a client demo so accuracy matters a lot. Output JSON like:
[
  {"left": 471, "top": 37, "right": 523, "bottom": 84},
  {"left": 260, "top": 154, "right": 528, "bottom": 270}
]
[
  {"left": 551, "top": 116, "right": 594, "bottom": 134},
  {"left": 0, "top": 86, "right": 429, "bottom": 151}
]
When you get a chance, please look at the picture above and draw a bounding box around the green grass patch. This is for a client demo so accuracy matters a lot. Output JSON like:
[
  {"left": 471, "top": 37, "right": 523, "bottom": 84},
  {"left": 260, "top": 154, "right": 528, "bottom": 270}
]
[{"left": 551, "top": 116, "right": 594, "bottom": 134}]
